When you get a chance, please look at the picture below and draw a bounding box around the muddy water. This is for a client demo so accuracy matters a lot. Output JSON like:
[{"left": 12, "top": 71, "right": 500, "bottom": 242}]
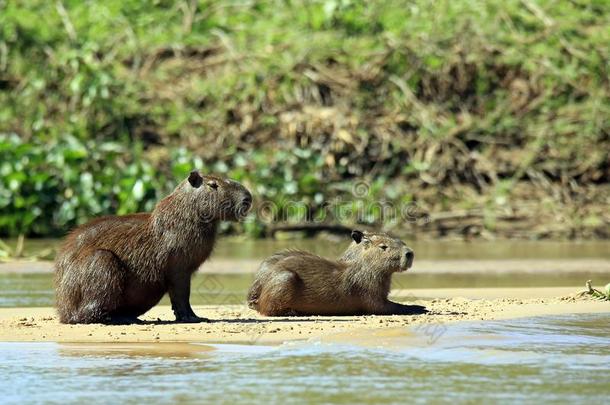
[
  {"left": 1, "top": 313, "right": 608, "bottom": 404},
  {"left": 6, "top": 237, "right": 610, "bottom": 260},
  {"left": 1, "top": 239, "right": 610, "bottom": 307}
]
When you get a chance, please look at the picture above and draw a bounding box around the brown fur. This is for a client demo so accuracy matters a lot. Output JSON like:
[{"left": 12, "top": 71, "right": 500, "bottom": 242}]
[
  {"left": 247, "top": 230, "right": 426, "bottom": 316},
  {"left": 55, "top": 171, "right": 252, "bottom": 324}
]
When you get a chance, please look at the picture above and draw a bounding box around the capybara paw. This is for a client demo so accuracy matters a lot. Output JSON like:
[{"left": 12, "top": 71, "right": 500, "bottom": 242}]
[
  {"left": 175, "top": 314, "right": 209, "bottom": 323},
  {"left": 405, "top": 305, "right": 428, "bottom": 315},
  {"left": 107, "top": 315, "right": 144, "bottom": 325}
]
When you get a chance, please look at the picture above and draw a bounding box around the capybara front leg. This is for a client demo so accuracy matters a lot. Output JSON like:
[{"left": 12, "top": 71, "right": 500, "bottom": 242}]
[{"left": 168, "top": 273, "right": 207, "bottom": 323}]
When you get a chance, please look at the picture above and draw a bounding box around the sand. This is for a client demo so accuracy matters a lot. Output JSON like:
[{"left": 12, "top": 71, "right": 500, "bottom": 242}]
[
  {"left": 2, "top": 258, "right": 608, "bottom": 344},
  {"left": 1, "top": 287, "right": 607, "bottom": 344}
]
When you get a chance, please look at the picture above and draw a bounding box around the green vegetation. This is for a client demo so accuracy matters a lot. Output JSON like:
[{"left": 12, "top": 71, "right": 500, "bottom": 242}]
[{"left": 1, "top": 0, "right": 609, "bottom": 239}]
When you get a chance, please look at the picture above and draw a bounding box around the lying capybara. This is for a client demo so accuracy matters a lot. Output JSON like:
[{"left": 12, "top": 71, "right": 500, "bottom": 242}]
[
  {"left": 55, "top": 171, "right": 252, "bottom": 324},
  {"left": 247, "top": 230, "right": 426, "bottom": 316}
]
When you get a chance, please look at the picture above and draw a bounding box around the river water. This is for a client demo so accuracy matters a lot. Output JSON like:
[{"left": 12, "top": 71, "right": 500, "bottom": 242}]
[
  {"left": 1, "top": 239, "right": 609, "bottom": 403},
  {"left": 1, "top": 313, "right": 609, "bottom": 404}
]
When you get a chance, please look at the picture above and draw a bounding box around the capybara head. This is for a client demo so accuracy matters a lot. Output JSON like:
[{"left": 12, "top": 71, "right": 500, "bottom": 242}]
[
  {"left": 174, "top": 171, "right": 252, "bottom": 222},
  {"left": 342, "top": 230, "right": 414, "bottom": 273}
]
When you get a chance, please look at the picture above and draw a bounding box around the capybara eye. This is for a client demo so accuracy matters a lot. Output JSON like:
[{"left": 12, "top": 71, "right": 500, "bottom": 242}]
[
  {"left": 379, "top": 245, "right": 388, "bottom": 251},
  {"left": 207, "top": 181, "right": 218, "bottom": 190}
]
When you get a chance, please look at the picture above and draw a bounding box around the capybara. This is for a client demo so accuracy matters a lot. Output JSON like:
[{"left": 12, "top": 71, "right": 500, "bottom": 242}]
[
  {"left": 55, "top": 171, "right": 252, "bottom": 324},
  {"left": 247, "top": 230, "right": 426, "bottom": 316}
]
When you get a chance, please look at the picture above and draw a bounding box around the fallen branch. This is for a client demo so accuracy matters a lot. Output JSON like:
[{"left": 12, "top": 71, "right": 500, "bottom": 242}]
[
  {"left": 268, "top": 223, "right": 354, "bottom": 237},
  {"left": 575, "top": 280, "right": 610, "bottom": 301}
]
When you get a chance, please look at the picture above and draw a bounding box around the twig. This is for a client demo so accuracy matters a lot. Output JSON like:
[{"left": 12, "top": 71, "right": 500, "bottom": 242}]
[
  {"left": 575, "top": 280, "right": 609, "bottom": 300},
  {"left": 15, "top": 234, "right": 25, "bottom": 258},
  {"left": 0, "top": 41, "right": 7, "bottom": 71},
  {"left": 269, "top": 223, "right": 353, "bottom": 237},
  {"left": 520, "top": 0, "right": 554, "bottom": 27},
  {"left": 55, "top": 1, "right": 77, "bottom": 42}
]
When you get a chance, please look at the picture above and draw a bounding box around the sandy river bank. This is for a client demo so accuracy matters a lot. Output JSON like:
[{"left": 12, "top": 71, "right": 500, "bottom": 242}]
[{"left": 1, "top": 287, "right": 607, "bottom": 344}]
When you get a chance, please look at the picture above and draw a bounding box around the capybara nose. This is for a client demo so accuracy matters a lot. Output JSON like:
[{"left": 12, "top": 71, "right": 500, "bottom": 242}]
[{"left": 405, "top": 250, "right": 414, "bottom": 267}]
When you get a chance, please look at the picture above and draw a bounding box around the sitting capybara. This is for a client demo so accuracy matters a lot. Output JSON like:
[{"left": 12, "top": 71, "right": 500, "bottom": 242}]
[
  {"left": 55, "top": 171, "right": 252, "bottom": 324},
  {"left": 247, "top": 230, "right": 426, "bottom": 316}
]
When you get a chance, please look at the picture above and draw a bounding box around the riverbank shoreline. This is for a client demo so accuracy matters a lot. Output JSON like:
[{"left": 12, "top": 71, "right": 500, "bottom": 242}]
[{"left": 1, "top": 290, "right": 607, "bottom": 344}]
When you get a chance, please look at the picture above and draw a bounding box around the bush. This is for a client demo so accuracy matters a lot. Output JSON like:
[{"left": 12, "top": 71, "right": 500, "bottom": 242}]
[{"left": 1, "top": 0, "right": 609, "bottom": 239}]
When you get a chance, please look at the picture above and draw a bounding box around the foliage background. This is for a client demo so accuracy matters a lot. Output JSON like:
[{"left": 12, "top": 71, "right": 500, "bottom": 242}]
[{"left": 1, "top": 0, "right": 609, "bottom": 239}]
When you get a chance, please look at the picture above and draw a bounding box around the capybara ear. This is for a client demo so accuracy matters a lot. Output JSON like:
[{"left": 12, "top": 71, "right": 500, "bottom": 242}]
[
  {"left": 188, "top": 170, "right": 203, "bottom": 188},
  {"left": 351, "top": 230, "right": 364, "bottom": 244}
]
